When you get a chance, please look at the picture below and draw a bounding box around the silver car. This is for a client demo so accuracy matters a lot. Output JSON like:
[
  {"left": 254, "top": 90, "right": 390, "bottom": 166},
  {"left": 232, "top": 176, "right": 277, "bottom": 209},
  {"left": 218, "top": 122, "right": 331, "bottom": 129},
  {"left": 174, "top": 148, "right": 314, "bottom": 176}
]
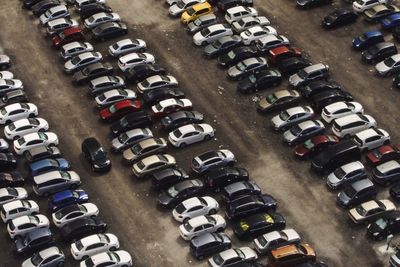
[
  {"left": 47, "top": 18, "right": 78, "bottom": 35},
  {"left": 22, "top": 246, "right": 65, "bottom": 267},
  {"left": 60, "top": 42, "right": 94, "bottom": 60},
  {"left": 111, "top": 128, "right": 153, "bottom": 152},
  {"left": 208, "top": 247, "right": 258, "bottom": 267},
  {"left": 271, "top": 106, "right": 314, "bottom": 131},
  {"left": 193, "top": 24, "right": 233, "bottom": 46},
  {"left": 32, "top": 171, "right": 81, "bottom": 197},
  {"left": 0, "top": 71, "right": 13, "bottom": 80},
  {"left": 84, "top": 12, "right": 121, "bottom": 29},
  {"left": 108, "top": 38, "right": 147, "bottom": 57},
  {"left": 227, "top": 57, "right": 268, "bottom": 80},
  {"left": 231, "top": 16, "right": 270, "bottom": 33},
  {"left": 169, "top": 0, "right": 206, "bottom": 16},
  {"left": 64, "top": 52, "right": 102, "bottom": 74},
  {"left": 137, "top": 75, "right": 178, "bottom": 94},
  {"left": 0, "top": 79, "right": 24, "bottom": 95},
  {"left": 187, "top": 13, "right": 217, "bottom": 34},
  {"left": 283, "top": 120, "right": 325, "bottom": 146},
  {"left": 253, "top": 229, "right": 301, "bottom": 254},
  {"left": 375, "top": 54, "right": 400, "bottom": 76},
  {"left": 95, "top": 89, "right": 137, "bottom": 108},
  {"left": 39, "top": 5, "right": 69, "bottom": 25},
  {"left": 89, "top": 76, "right": 125, "bottom": 96}
]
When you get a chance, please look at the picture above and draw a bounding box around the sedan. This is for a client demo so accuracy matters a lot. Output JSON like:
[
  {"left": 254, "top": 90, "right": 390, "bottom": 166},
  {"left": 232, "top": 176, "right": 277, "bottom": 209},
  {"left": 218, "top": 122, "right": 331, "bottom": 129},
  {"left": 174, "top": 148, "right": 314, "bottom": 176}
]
[
  {"left": 95, "top": 89, "right": 136, "bottom": 108},
  {"left": 158, "top": 179, "right": 205, "bottom": 208},
  {"left": 283, "top": 120, "right": 325, "bottom": 146},
  {"left": 321, "top": 9, "right": 358, "bottom": 29},
  {"left": 352, "top": 30, "right": 385, "bottom": 50},
  {"left": 151, "top": 167, "right": 189, "bottom": 191},
  {"left": 122, "top": 137, "right": 167, "bottom": 163},
  {"left": 218, "top": 46, "right": 260, "bottom": 68},
  {"left": 288, "top": 63, "right": 330, "bottom": 88},
  {"left": 348, "top": 199, "right": 396, "bottom": 224},
  {"left": 231, "top": 16, "right": 270, "bottom": 33},
  {"left": 14, "top": 132, "right": 58, "bottom": 155},
  {"left": 363, "top": 4, "right": 400, "bottom": 22},
  {"left": 132, "top": 154, "right": 176, "bottom": 178},
  {"left": 118, "top": 52, "right": 155, "bottom": 72},
  {"left": 64, "top": 52, "right": 102, "bottom": 74},
  {"left": 52, "top": 203, "right": 99, "bottom": 228},
  {"left": 172, "top": 196, "right": 219, "bottom": 222},
  {"left": 111, "top": 128, "right": 153, "bottom": 152},
  {"left": 100, "top": 100, "right": 142, "bottom": 123},
  {"left": 60, "top": 41, "right": 94, "bottom": 61},
  {"left": 72, "top": 62, "right": 113, "bottom": 85},
  {"left": 108, "top": 38, "right": 147, "bottom": 57},
  {"left": 48, "top": 189, "right": 89, "bottom": 212},
  {"left": 192, "top": 149, "right": 236, "bottom": 174},
  {"left": 0, "top": 187, "right": 28, "bottom": 205},
  {"left": 193, "top": 24, "right": 233, "bottom": 46},
  {"left": 0, "top": 90, "right": 29, "bottom": 108},
  {"left": 169, "top": 123, "right": 214, "bottom": 148},
  {"left": 0, "top": 79, "right": 24, "bottom": 95},
  {"left": 366, "top": 144, "right": 400, "bottom": 166},
  {"left": 271, "top": 106, "right": 314, "bottom": 131},
  {"left": 7, "top": 214, "right": 49, "bottom": 239},
  {"left": 208, "top": 247, "right": 258, "bottom": 267},
  {"left": 0, "top": 172, "right": 24, "bottom": 188},
  {"left": 80, "top": 251, "right": 132, "bottom": 267},
  {"left": 237, "top": 69, "right": 282, "bottom": 94},
  {"left": 92, "top": 22, "right": 128, "bottom": 41},
  {"left": 0, "top": 103, "right": 38, "bottom": 125},
  {"left": 0, "top": 71, "right": 14, "bottom": 80},
  {"left": 253, "top": 229, "right": 301, "bottom": 254},
  {"left": 179, "top": 214, "right": 226, "bottom": 240},
  {"left": 137, "top": 75, "right": 178, "bottom": 94},
  {"left": 142, "top": 87, "right": 185, "bottom": 106},
  {"left": 381, "top": 12, "right": 400, "bottom": 30},
  {"left": 240, "top": 26, "right": 277, "bottom": 45},
  {"left": 257, "top": 89, "right": 301, "bottom": 113},
  {"left": 190, "top": 233, "right": 232, "bottom": 260},
  {"left": 125, "top": 64, "right": 166, "bottom": 84},
  {"left": 29, "top": 157, "right": 70, "bottom": 176},
  {"left": 267, "top": 46, "right": 302, "bottom": 65},
  {"left": 321, "top": 101, "right": 364, "bottom": 123},
  {"left": 294, "top": 134, "right": 340, "bottom": 159},
  {"left": 84, "top": 12, "right": 121, "bottom": 29},
  {"left": 4, "top": 118, "right": 49, "bottom": 140},
  {"left": 151, "top": 98, "right": 192, "bottom": 118},
  {"left": 89, "top": 75, "right": 125, "bottom": 96},
  {"left": 227, "top": 57, "right": 268, "bottom": 80},
  {"left": 296, "top": 0, "right": 332, "bottom": 8},
  {"left": 70, "top": 233, "right": 120, "bottom": 260},
  {"left": 375, "top": 54, "right": 400, "bottom": 76},
  {"left": 255, "top": 35, "right": 290, "bottom": 52},
  {"left": 169, "top": 0, "right": 206, "bottom": 16},
  {"left": 160, "top": 110, "right": 204, "bottom": 130},
  {"left": 203, "top": 35, "right": 242, "bottom": 58},
  {"left": 367, "top": 211, "right": 400, "bottom": 240}
]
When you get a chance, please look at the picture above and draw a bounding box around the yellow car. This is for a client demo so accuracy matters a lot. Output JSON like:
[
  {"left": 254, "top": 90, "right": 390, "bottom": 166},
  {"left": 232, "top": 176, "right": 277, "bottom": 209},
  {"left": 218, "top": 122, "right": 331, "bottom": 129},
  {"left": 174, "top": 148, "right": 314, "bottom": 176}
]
[{"left": 181, "top": 2, "right": 212, "bottom": 24}]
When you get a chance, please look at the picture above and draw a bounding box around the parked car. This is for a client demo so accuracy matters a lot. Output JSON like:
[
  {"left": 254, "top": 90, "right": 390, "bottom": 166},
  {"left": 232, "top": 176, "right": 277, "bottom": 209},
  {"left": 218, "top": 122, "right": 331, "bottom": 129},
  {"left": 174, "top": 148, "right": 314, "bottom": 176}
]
[
  {"left": 32, "top": 170, "right": 81, "bottom": 197},
  {"left": 0, "top": 138, "right": 8, "bottom": 152},
  {"left": 118, "top": 52, "right": 155, "bottom": 72},
  {"left": 122, "top": 137, "right": 167, "bottom": 163},
  {"left": 231, "top": 16, "right": 270, "bottom": 33},
  {"left": 218, "top": 46, "right": 260, "bottom": 68},
  {"left": 326, "top": 161, "right": 367, "bottom": 190},
  {"left": 381, "top": 12, "right": 400, "bottom": 30},
  {"left": 0, "top": 103, "right": 38, "bottom": 125},
  {"left": 271, "top": 106, "right": 314, "bottom": 132},
  {"left": 60, "top": 217, "right": 107, "bottom": 242},
  {"left": 92, "top": 22, "right": 128, "bottom": 41},
  {"left": 267, "top": 46, "right": 302, "bottom": 65},
  {"left": 64, "top": 52, "right": 102, "bottom": 74},
  {"left": 180, "top": 1, "right": 213, "bottom": 24},
  {"left": 158, "top": 179, "right": 204, "bottom": 208},
  {"left": 142, "top": 87, "right": 185, "bottom": 106},
  {"left": 294, "top": 134, "right": 340, "bottom": 159},
  {"left": 1, "top": 200, "right": 38, "bottom": 223},
  {"left": 353, "top": 128, "right": 390, "bottom": 152},
  {"left": 372, "top": 160, "right": 400, "bottom": 185},
  {"left": 32, "top": 0, "right": 63, "bottom": 16},
  {"left": 137, "top": 75, "right": 178, "bottom": 94},
  {"left": 111, "top": 128, "right": 153, "bottom": 152},
  {"left": 367, "top": 211, "right": 400, "bottom": 240},
  {"left": 268, "top": 243, "right": 316, "bottom": 267},
  {"left": 321, "top": 9, "right": 358, "bottom": 28},
  {"left": 278, "top": 57, "right": 312, "bottom": 76},
  {"left": 0, "top": 187, "right": 27, "bottom": 205},
  {"left": 84, "top": 12, "right": 121, "bottom": 29},
  {"left": 337, "top": 178, "right": 377, "bottom": 208},
  {"left": 179, "top": 214, "right": 226, "bottom": 240},
  {"left": 240, "top": 26, "right": 277, "bottom": 45},
  {"left": 208, "top": 247, "right": 258, "bottom": 267},
  {"left": 299, "top": 80, "right": 342, "bottom": 99},
  {"left": 169, "top": 0, "right": 207, "bottom": 16},
  {"left": 205, "top": 167, "right": 249, "bottom": 192},
  {"left": 227, "top": 57, "right": 268, "bottom": 80},
  {"left": 187, "top": 13, "right": 218, "bottom": 34},
  {"left": 0, "top": 152, "right": 17, "bottom": 171},
  {"left": 348, "top": 199, "right": 396, "bottom": 224},
  {"left": 237, "top": 69, "right": 282, "bottom": 94},
  {"left": 15, "top": 228, "right": 54, "bottom": 255},
  {"left": 0, "top": 90, "right": 29, "bottom": 108},
  {"left": 24, "top": 146, "right": 61, "bottom": 163},
  {"left": 110, "top": 111, "right": 152, "bottom": 136},
  {"left": 204, "top": 35, "right": 242, "bottom": 58},
  {"left": 150, "top": 167, "right": 189, "bottom": 191},
  {"left": 95, "top": 89, "right": 136, "bottom": 108},
  {"left": 108, "top": 38, "right": 146, "bottom": 58},
  {"left": 161, "top": 111, "right": 204, "bottom": 131},
  {"left": 125, "top": 64, "right": 166, "bottom": 84},
  {"left": 78, "top": 3, "right": 113, "bottom": 20},
  {"left": 39, "top": 5, "right": 69, "bottom": 25},
  {"left": 0, "top": 79, "right": 24, "bottom": 95},
  {"left": 311, "top": 89, "right": 353, "bottom": 111},
  {"left": 225, "top": 6, "right": 257, "bottom": 24},
  {"left": 361, "top": 42, "right": 397, "bottom": 63},
  {"left": 21, "top": 246, "right": 65, "bottom": 267},
  {"left": 47, "top": 18, "right": 79, "bottom": 36},
  {"left": 376, "top": 54, "right": 400, "bottom": 76},
  {"left": 366, "top": 144, "right": 400, "bottom": 166},
  {"left": 190, "top": 233, "right": 231, "bottom": 260},
  {"left": 80, "top": 250, "right": 132, "bottom": 267},
  {"left": 222, "top": 181, "right": 261, "bottom": 202},
  {"left": 257, "top": 89, "right": 301, "bottom": 113},
  {"left": 168, "top": 123, "right": 214, "bottom": 148},
  {"left": 73, "top": 62, "right": 113, "bottom": 85},
  {"left": 70, "top": 233, "right": 119, "bottom": 260},
  {"left": 81, "top": 137, "right": 111, "bottom": 172},
  {"left": 352, "top": 31, "right": 385, "bottom": 50},
  {"left": 225, "top": 194, "right": 277, "bottom": 220},
  {"left": 30, "top": 158, "right": 70, "bottom": 176},
  {"left": 151, "top": 98, "right": 192, "bottom": 118},
  {"left": 52, "top": 203, "right": 99, "bottom": 228},
  {"left": 255, "top": 35, "right": 290, "bottom": 52},
  {"left": 288, "top": 63, "right": 330, "bottom": 88},
  {"left": 296, "top": 0, "right": 332, "bottom": 8},
  {"left": 0, "top": 71, "right": 13, "bottom": 80},
  {"left": 331, "top": 114, "right": 376, "bottom": 138},
  {"left": 100, "top": 100, "right": 142, "bottom": 123},
  {"left": 353, "top": 0, "right": 387, "bottom": 12},
  {"left": 253, "top": 229, "right": 301, "bottom": 254},
  {"left": 363, "top": 4, "right": 399, "bottom": 22},
  {"left": 132, "top": 154, "right": 176, "bottom": 178},
  {"left": 193, "top": 24, "right": 233, "bottom": 46},
  {"left": 52, "top": 27, "right": 84, "bottom": 49},
  {"left": 7, "top": 214, "right": 49, "bottom": 239},
  {"left": 217, "top": 0, "right": 253, "bottom": 13},
  {"left": 283, "top": 120, "right": 325, "bottom": 146},
  {"left": 48, "top": 189, "right": 89, "bottom": 212},
  {"left": 321, "top": 101, "right": 364, "bottom": 123},
  {"left": 173, "top": 196, "right": 219, "bottom": 222},
  {"left": 14, "top": 132, "right": 58, "bottom": 155},
  {"left": 0, "top": 171, "right": 24, "bottom": 188},
  {"left": 191, "top": 149, "right": 235, "bottom": 173}
]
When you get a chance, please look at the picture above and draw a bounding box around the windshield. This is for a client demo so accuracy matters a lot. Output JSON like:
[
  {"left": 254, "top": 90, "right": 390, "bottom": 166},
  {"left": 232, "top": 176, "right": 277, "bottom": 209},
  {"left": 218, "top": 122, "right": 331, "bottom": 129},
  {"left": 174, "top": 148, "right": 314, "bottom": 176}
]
[
  {"left": 109, "top": 104, "right": 117, "bottom": 114},
  {"left": 279, "top": 111, "right": 290, "bottom": 121},
  {"left": 227, "top": 50, "right": 236, "bottom": 59},
  {"left": 236, "top": 62, "right": 247, "bottom": 71},
  {"left": 213, "top": 255, "right": 224, "bottom": 265},
  {"left": 172, "top": 129, "right": 183, "bottom": 138},
  {"left": 266, "top": 94, "right": 277, "bottom": 104},
  {"left": 290, "top": 125, "right": 302, "bottom": 135},
  {"left": 372, "top": 149, "right": 382, "bottom": 159},
  {"left": 297, "top": 69, "right": 308, "bottom": 79},
  {"left": 375, "top": 218, "right": 387, "bottom": 230},
  {"left": 194, "top": 18, "right": 202, "bottom": 26},
  {"left": 333, "top": 168, "right": 346, "bottom": 179},
  {"left": 200, "top": 28, "right": 211, "bottom": 37},
  {"left": 303, "top": 139, "right": 315, "bottom": 149},
  {"left": 187, "top": 7, "right": 196, "bottom": 16},
  {"left": 384, "top": 57, "right": 396, "bottom": 67},
  {"left": 136, "top": 161, "right": 146, "bottom": 170},
  {"left": 118, "top": 133, "right": 129, "bottom": 143},
  {"left": 31, "top": 252, "right": 44, "bottom": 265},
  {"left": 183, "top": 221, "right": 193, "bottom": 231},
  {"left": 75, "top": 240, "right": 84, "bottom": 251},
  {"left": 8, "top": 123, "right": 16, "bottom": 131},
  {"left": 167, "top": 186, "right": 179, "bottom": 197},
  {"left": 257, "top": 235, "right": 268, "bottom": 246},
  {"left": 176, "top": 0, "right": 185, "bottom": 8},
  {"left": 355, "top": 0, "right": 364, "bottom": 4},
  {"left": 97, "top": 94, "right": 106, "bottom": 102},
  {"left": 71, "top": 56, "right": 81, "bottom": 65},
  {"left": 344, "top": 186, "right": 357, "bottom": 197},
  {"left": 356, "top": 205, "right": 367, "bottom": 216}
]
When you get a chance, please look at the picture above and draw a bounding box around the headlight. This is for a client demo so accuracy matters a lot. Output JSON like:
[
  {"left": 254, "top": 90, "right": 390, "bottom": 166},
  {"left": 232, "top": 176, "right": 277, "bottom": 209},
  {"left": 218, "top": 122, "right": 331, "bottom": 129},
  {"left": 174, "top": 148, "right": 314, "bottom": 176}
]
[{"left": 93, "top": 164, "right": 99, "bottom": 168}]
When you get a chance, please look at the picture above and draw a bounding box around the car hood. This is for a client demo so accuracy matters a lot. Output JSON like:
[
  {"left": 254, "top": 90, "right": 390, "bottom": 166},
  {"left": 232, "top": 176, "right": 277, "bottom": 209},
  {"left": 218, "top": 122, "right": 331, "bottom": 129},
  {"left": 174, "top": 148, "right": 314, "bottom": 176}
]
[
  {"left": 64, "top": 61, "right": 75, "bottom": 70},
  {"left": 297, "top": 0, "right": 310, "bottom": 5},
  {"left": 294, "top": 144, "right": 308, "bottom": 156},
  {"left": 327, "top": 173, "right": 341, "bottom": 185},
  {"left": 228, "top": 66, "right": 242, "bottom": 77},
  {"left": 111, "top": 138, "right": 123, "bottom": 149},
  {"left": 258, "top": 98, "right": 272, "bottom": 109},
  {"left": 0, "top": 55, "right": 10, "bottom": 64},
  {"left": 348, "top": 208, "right": 364, "bottom": 221},
  {"left": 376, "top": 61, "right": 391, "bottom": 73},
  {"left": 352, "top": 37, "right": 363, "bottom": 47},
  {"left": 271, "top": 115, "right": 285, "bottom": 128},
  {"left": 100, "top": 108, "right": 111, "bottom": 119},
  {"left": 338, "top": 191, "right": 351, "bottom": 204},
  {"left": 367, "top": 221, "right": 385, "bottom": 236},
  {"left": 289, "top": 74, "right": 302, "bottom": 86},
  {"left": 193, "top": 32, "right": 205, "bottom": 42},
  {"left": 283, "top": 130, "right": 296, "bottom": 142},
  {"left": 204, "top": 44, "right": 219, "bottom": 54},
  {"left": 240, "top": 247, "right": 258, "bottom": 260},
  {"left": 169, "top": 4, "right": 183, "bottom": 15}
]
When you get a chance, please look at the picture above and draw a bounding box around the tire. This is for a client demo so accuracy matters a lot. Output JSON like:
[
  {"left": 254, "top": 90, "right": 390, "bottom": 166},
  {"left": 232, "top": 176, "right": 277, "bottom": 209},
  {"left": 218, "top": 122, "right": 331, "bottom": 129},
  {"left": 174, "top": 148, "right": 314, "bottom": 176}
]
[
  {"left": 217, "top": 228, "right": 224, "bottom": 232},
  {"left": 57, "top": 261, "right": 65, "bottom": 267},
  {"left": 183, "top": 218, "right": 190, "bottom": 224},
  {"left": 201, "top": 41, "right": 207, "bottom": 46},
  {"left": 13, "top": 136, "right": 19, "bottom": 140},
  {"left": 203, "top": 135, "right": 211, "bottom": 141},
  {"left": 70, "top": 183, "right": 79, "bottom": 190},
  {"left": 28, "top": 113, "right": 35, "bottom": 118},
  {"left": 208, "top": 209, "right": 217, "bottom": 215},
  {"left": 82, "top": 255, "right": 89, "bottom": 260},
  {"left": 179, "top": 142, "right": 186, "bottom": 148},
  {"left": 5, "top": 120, "right": 11, "bottom": 125},
  {"left": 110, "top": 246, "right": 117, "bottom": 251}
]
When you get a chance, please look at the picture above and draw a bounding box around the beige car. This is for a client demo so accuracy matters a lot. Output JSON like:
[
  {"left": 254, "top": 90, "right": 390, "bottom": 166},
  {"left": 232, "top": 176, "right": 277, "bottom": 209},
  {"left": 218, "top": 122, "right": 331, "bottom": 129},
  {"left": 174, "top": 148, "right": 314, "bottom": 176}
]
[
  {"left": 257, "top": 89, "right": 301, "bottom": 113},
  {"left": 123, "top": 137, "right": 167, "bottom": 163},
  {"left": 348, "top": 199, "right": 396, "bottom": 224},
  {"left": 132, "top": 154, "right": 176, "bottom": 178},
  {"left": 363, "top": 4, "right": 400, "bottom": 22}
]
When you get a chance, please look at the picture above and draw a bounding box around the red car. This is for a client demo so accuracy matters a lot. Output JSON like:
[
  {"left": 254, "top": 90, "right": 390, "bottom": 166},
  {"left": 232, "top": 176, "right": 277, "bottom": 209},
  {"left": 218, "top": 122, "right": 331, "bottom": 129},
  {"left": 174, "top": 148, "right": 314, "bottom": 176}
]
[
  {"left": 100, "top": 100, "right": 142, "bottom": 122},
  {"left": 151, "top": 98, "right": 192, "bottom": 119},
  {"left": 52, "top": 27, "right": 84, "bottom": 49},
  {"left": 267, "top": 46, "right": 302, "bottom": 65},
  {"left": 294, "top": 134, "right": 339, "bottom": 159},
  {"left": 366, "top": 144, "right": 400, "bottom": 166}
]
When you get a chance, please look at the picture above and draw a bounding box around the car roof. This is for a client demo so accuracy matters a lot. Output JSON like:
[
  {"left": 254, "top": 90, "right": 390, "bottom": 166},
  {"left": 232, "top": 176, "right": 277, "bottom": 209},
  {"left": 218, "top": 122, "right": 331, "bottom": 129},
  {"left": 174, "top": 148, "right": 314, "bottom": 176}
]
[
  {"left": 377, "top": 160, "right": 400, "bottom": 173},
  {"left": 34, "top": 171, "right": 64, "bottom": 184},
  {"left": 175, "top": 179, "right": 202, "bottom": 191},
  {"left": 303, "top": 63, "right": 327, "bottom": 73},
  {"left": 196, "top": 13, "right": 216, "bottom": 21},
  {"left": 334, "top": 114, "right": 371, "bottom": 125},
  {"left": 115, "top": 38, "right": 134, "bottom": 46},
  {"left": 207, "top": 24, "right": 227, "bottom": 32},
  {"left": 350, "top": 178, "right": 374, "bottom": 191},
  {"left": 227, "top": 6, "right": 248, "bottom": 14},
  {"left": 355, "top": 128, "right": 384, "bottom": 140},
  {"left": 364, "top": 30, "right": 382, "bottom": 37},
  {"left": 82, "top": 137, "right": 101, "bottom": 150},
  {"left": 39, "top": 246, "right": 62, "bottom": 258},
  {"left": 340, "top": 161, "right": 364, "bottom": 173},
  {"left": 360, "top": 200, "right": 381, "bottom": 211},
  {"left": 188, "top": 215, "right": 211, "bottom": 227}
]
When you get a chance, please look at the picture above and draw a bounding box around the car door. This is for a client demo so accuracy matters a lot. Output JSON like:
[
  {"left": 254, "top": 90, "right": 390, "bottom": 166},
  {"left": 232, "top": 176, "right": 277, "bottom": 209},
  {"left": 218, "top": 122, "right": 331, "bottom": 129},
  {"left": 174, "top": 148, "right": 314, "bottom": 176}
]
[
  {"left": 365, "top": 135, "right": 381, "bottom": 149},
  {"left": 87, "top": 242, "right": 105, "bottom": 255},
  {"left": 187, "top": 205, "right": 203, "bottom": 218},
  {"left": 26, "top": 139, "right": 44, "bottom": 148},
  {"left": 18, "top": 222, "right": 35, "bottom": 233}
]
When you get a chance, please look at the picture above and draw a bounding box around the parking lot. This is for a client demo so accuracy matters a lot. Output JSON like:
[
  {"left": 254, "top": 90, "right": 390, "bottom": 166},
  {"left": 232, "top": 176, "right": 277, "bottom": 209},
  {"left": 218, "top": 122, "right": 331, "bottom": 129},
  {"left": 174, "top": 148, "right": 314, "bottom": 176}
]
[{"left": 0, "top": 0, "right": 399, "bottom": 266}]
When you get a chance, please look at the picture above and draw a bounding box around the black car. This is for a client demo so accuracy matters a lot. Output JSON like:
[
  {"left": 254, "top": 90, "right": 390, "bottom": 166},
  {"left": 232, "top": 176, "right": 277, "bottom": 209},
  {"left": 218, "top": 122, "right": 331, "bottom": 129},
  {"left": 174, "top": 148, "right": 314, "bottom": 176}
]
[
  {"left": 72, "top": 62, "right": 113, "bottom": 85},
  {"left": 310, "top": 89, "right": 353, "bottom": 111},
  {"left": 23, "top": 0, "right": 44, "bottom": 9},
  {"left": 158, "top": 179, "right": 204, "bottom": 208},
  {"left": 205, "top": 167, "right": 249, "bottom": 192},
  {"left": 0, "top": 172, "right": 24, "bottom": 188},
  {"left": 321, "top": 9, "right": 358, "bottom": 29},
  {"left": 392, "top": 26, "right": 400, "bottom": 42},
  {"left": 0, "top": 153, "right": 17, "bottom": 171},
  {"left": 225, "top": 194, "right": 277, "bottom": 220},
  {"left": 0, "top": 90, "right": 29, "bottom": 108},
  {"left": 393, "top": 73, "right": 400, "bottom": 88},
  {"left": 296, "top": 0, "right": 332, "bottom": 8},
  {"left": 390, "top": 183, "right": 400, "bottom": 201},
  {"left": 299, "top": 80, "right": 343, "bottom": 98},
  {"left": 222, "top": 181, "right": 262, "bottom": 202},
  {"left": 15, "top": 228, "right": 55, "bottom": 255},
  {"left": 125, "top": 64, "right": 167, "bottom": 83},
  {"left": 92, "top": 22, "right": 128, "bottom": 41},
  {"left": 78, "top": 3, "right": 113, "bottom": 20},
  {"left": 278, "top": 57, "right": 313, "bottom": 76},
  {"left": 60, "top": 217, "right": 107, "bottom": 241},
  {"left": 81, "top": 137, "right": 111, "bottom": 172},
  {"left": 151, "top": 167, "right": 189, "bottom": 191},
  {"left": 110, "top": 111, "right": 152, "bottom": 136},
  {"left": 218, "top": 46, "right": 260, "bottom": 68},
  {"left": 204, "top": 36, "right": 243, "bottom": 58},
  {"left": 24, "top": 146, "right": 61, "bottom": 163},
  {"left": 32, "top": 0, "right": 62, "bottom": 16},
  {"left": 367, "top": 211, "right": 400, "bottom": 240},
  {"left": 160, "top": 111, "right": 204, "bottom": 130},
  {"left": 142, "top": 87, "right": 185, "bottom": 106},
  {"left": 233, "top": 212, "right": 286, "bottom": 241},
  {"left": 237, "top": 69, "right": 282, "bottom": 94},
  {"left": 361, "top": 42, "right": 397, "bottom": 64},
  {"left": 190, "top": 233, "right": 232, "bottom": 260},
  {"left": 217, "top": 0, "right": 253, "bottom": 12},
  {"left": 337, "top": 178, "right": 377, "bottom": 208}
]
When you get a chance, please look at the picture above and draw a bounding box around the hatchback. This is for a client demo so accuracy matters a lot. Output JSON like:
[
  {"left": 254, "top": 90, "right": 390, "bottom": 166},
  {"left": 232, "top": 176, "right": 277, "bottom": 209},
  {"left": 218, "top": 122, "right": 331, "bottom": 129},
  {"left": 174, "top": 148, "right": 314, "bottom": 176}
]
[{"left": 326, "top": 161, "right": 367, "bottom": 190}]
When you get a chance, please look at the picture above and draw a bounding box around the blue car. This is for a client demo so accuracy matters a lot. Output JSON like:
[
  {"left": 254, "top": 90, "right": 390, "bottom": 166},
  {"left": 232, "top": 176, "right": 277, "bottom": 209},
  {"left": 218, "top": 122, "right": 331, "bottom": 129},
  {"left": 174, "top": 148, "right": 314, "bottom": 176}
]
[
  {"left": 30, "top": 158, "right": 70, "bottom": 176},
  {"left": 381, "top": 13, "right": 400, "bottom": 30},
  {"left": 352, "top": 31, "right": 384, "bottom": 50},
  {"left": 48, "top": 189, "right": 89, "bottom": 212}
]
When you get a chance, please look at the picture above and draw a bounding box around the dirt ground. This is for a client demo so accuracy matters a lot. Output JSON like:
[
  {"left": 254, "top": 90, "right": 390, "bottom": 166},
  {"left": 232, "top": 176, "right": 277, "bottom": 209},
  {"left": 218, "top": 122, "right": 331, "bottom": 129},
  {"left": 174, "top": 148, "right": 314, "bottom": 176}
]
[{"left": 0, "top": 0, "right": 398, "bottom": 266}]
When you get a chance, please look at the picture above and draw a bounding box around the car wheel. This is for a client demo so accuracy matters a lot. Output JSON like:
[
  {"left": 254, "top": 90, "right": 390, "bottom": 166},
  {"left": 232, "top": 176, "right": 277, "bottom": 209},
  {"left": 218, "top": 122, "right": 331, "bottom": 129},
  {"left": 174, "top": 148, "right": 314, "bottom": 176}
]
[
  {"left": 28, "top": 113, "right": 35, "bottom": 118},
  {"left": 203, "top": 135, "right": 211, "bottom": 141},
  {"left": 82, "top": 255, "right": 89, "bottom": 260},
  {"left": 217, "top": 227, "right": 224, "bottom": 232},
  {"left": 201, "top": 41, "right": 207, "bottom": 46},
  {"left": 57, "top": 261, "right": 65, "bottom": 267},
  {"left": 13, "top": 136, "right": 19, "bottom": 141},
  {"left": 110, "top": 246, "right": 117, "bottom": 251},
  {"left": 5, "top": 120, "right": 11, "bottom": 125},
  {"left": 197, "top": 255, "right": 204, "bottom": 260},
  {"left": 70, "top": 183, "right": 79, "bottom": 190},
  {"left": 179, "top": 142, "right": 186, "bottom": 148},
  {"left": 183, "top": 218, "right": 190, "bottom": 224},
  {"left": 208, "top": 209, "right": 217, "bottom": 215}
]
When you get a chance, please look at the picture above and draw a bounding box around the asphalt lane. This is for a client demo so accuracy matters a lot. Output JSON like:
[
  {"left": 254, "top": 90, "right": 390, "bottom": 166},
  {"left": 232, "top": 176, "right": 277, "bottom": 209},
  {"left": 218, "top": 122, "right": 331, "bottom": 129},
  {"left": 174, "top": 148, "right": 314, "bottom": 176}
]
[{"left": 0, "top": 0, "right": 398, "bottom": 266}]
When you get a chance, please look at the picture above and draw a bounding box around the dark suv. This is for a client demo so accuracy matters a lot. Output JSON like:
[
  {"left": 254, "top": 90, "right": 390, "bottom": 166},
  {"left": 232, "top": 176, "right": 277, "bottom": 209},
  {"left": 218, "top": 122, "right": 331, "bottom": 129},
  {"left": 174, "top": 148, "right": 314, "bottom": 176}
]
[
  {"left": 111, "top": 111, "right": 152, "bottom": 136},
  {"left": 190, "top": 233, "right": 232, "bottom": 260},
  {"left": 225, "top": 194, "right": 277, "bottom": 220},
  {"left": 362, "top": 42, "right": 397, "bottom": 64},
  {"left": 15, "top": 228, "right": 55, "bottom": 255},
  {"left": 81, "top": 137, "right": 111, "bottom": 172}
]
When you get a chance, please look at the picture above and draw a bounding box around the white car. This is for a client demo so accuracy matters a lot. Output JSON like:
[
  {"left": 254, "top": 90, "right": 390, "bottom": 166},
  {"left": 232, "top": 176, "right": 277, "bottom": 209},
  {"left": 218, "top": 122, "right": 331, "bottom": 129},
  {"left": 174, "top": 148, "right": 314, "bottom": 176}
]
[
  {"left": 95, "top": 89, "right": 137, "bottom": 108},
  {"left": 179, "top": 214, "right": 226, "bottom": 240},
  {"left": 1, "top": 200, "right": 39, "bottom": 223},
  {"left": 79, "top": 250, "right": 133, "bottom": 267},
  {"left": 52, "top": 203, "right": 99, "bottom": 228},
  {"left": 169, "top": 0, "right": 206, "bottom": 16},
  {"left": 60, "top": 42, "right": 94, "bottom": 60},
  {"left": 253, "top": 229, "right": 301, "bottom": 254},
  {"left": 353, "top": 0, "right": 387, "bottom": 12},
  {"left": 47, "top": 18, "right": 78, "bottom": 35},
  {"left": 64, "top": 52, "right": 103, "bottom": 74},
  {"left": 231, "top": 16, "right": 271, "bottom": 33},
  {"left": 111, "top": 128, "right": 153, "bottom": 152},
  {"left": 331, "top": 114, "right": 377, "bottom": 138},
  {"left": 0, "top": 71, "right": 14, "bottom": 80},
  {"left": 168, "top": 123, "right": 215, "bottom": 148},
  {"left": 7, "top": 214, "right": 49, "bottom": 239},
  {"left": 208, "top": 247, "right": 258, "bottom": 267},
  {"left": 193, "top": 24, "right": 233, "bottom": 46},
  {"left": 4, "top": 118, "right": 49, "bottom": 140},
  {"left": 256, "top": 34, "right": 290, "bottom": 51},
  {"left": 0, "top": 187, "right": 27, "bottom": 205},
  {"left": 151, "top": 98, "right": 192, "bottom": 116},
  {"left": 353, "top": 128, "right": 390, "bottom": 152},
  {"left": 0, "top": 79, "right": 24, "bottom": 92},
  {"left": 225, "top": 6, "right": 258, "bottom": 24},
  {"left": 14, "top": 132, "right": 59, "bottom": 155},
  {"left": 326, "top": 161, "right": 367, "bottom": 190},
  {"left": 118, "top": 52, "right": 155, "bottom": 72},
  {"left": 271, "top": 106, "right": 314, "bottom": 131},
  {"left": 137, "top": 75, "right": 178, "bottom": 94},
  {"left": 375, "top": 54, "right": 400, "bottom": 76},
  {"left": 321, "top": 101, "right": 364, "bottom": 123},
  {"left": 240, "top": 26, "right": 277, "bottom": 45},
  {"left": 71, "top": 233, "right": 120, "bottom": 260},
  {"left": 172, "top": 196, "right": 219, "bottom": 222},
  {"left": 84, "top": 12, "right": 121, "bottom": 29},
  {"left": 22, "top": 246, "right": 65, "bottom": 267},
  {"left": 39, "top": 5, "right": 69, "bottom": 25},
  {"left": 108, "top": 39, "right": 147, "bottom": 57},
  {"left": 131, "top": 154, "right": 176, "bottom": 178},
  {"left": 0, "top": 103, "right": 38, "bottom": 125}
]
